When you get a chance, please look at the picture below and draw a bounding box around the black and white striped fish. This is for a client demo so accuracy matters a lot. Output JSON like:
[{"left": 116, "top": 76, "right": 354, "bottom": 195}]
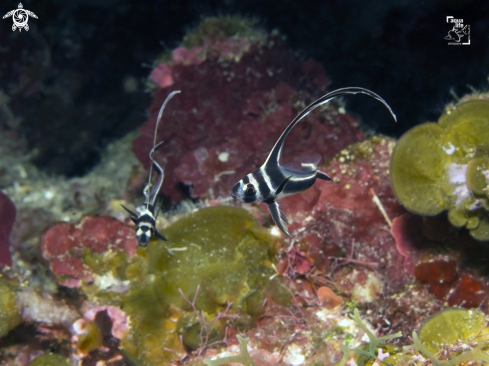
[
  {"left": 231, "top": 87, "right": 396, "bottom": 237},
  {"left": 122, "top": 90, "right": 180, "bottom": 246}
]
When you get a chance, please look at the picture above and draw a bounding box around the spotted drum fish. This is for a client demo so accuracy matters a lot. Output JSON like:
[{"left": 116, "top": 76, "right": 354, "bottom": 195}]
[
  {"left": 231, "top": 87, "right": 397, "bottom": 237},
  {"left": 122, "top": 90, "right": 180, "bottom": 246}
]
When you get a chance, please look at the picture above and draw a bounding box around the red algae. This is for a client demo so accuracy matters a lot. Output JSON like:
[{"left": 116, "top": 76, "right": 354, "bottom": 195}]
[
  {"left": 278, "top": 137, "right": 406, "bottom": 295},
  {"left": 391, "top": 210, "right": 489, "bottom": 310},
  {"left": 317, "top": 286, "right": 343, "bottom": 309},
  {"left": 41, "top": 216, "right": 137, "bottom": 287}
]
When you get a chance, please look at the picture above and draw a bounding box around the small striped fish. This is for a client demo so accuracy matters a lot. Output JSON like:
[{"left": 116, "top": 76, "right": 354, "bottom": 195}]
[
  {"left": 231, "top": 87, "right": 397, "bottom": 237},
  {"left": 122, "top": 90, "right": 180, "bottom": 246}
]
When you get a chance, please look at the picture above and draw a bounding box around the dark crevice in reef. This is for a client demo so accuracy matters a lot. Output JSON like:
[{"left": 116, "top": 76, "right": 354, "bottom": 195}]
[{"left": 2, "top": 0, "right": 488, "bottom": 176}]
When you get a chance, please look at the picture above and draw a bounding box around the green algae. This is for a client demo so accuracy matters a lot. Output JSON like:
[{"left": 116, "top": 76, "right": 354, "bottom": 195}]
[
  {"left": 80, "top": 206, "right": 282, "bottom": 365},
  {"left": 418, "top": 307, "right": 488, "bottom": 354},
  {"left": 183, "top": 15, "right": 267, "bottom": 48},
  {"left": 391, "top": 99, "right": 489, "bottom": 240},
  {"left": 204, "top": 334, "right": 257, "bottom": 366},
  {"left": 0, "top": 276, "right": 20, "bottom": 337},
  {"left": 337, "top": 307, "right": 489, "bottom": 366},
  {"left": 27, "top": 354, "right": 71, "bottom": 366},
  {"left": 75, "top": 321, "right": 103, "bottom": 354}
]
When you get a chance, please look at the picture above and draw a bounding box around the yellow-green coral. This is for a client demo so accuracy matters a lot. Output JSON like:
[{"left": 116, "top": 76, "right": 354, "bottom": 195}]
[{"left": 391, "top": 98, "right": 489, "bottom": 240}]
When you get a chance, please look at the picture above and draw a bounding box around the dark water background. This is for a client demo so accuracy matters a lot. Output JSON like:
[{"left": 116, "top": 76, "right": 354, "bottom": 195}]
[{"left": 0, "top": 0, "right": 488, "bottom": 176}]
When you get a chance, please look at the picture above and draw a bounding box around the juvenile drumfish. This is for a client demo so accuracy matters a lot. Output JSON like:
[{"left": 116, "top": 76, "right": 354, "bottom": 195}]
[
  {"left": 231, "top": 87, "right": 396, "bottom": 237},
  {"left": 122, "top": 90, "right": 180, "bottom": 246}
]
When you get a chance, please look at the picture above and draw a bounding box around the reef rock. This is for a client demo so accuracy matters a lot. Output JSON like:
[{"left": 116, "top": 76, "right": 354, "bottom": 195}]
[{"left": 134, "top": 27, "right": 364, "bottom": 202}]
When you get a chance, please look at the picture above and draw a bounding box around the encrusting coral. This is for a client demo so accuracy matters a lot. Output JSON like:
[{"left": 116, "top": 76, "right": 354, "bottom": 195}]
[{"left": 391, "top": 97, "right": 489, "bottom": 240}]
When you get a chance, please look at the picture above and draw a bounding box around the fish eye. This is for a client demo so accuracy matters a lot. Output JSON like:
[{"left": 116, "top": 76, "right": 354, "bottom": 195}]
[{"left": 245, "top": 184, "right": 256, "bottom": 197}]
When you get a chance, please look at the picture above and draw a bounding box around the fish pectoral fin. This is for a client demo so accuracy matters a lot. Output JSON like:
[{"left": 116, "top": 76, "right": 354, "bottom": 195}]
[
  {"left": 268, "top": 201, "right": 291, "bottom": 237},
  {"left": 275, "top": 176, "right": 292, "bottom": 196},
  {"left": 316, "top": 170, "right": 333, "bottom": 181},
  {"left": 300, "top": 186, "right": 319, "bottom": 203},
  {"left": 154, "top": 229, "right": 168, "bottom": 241}
]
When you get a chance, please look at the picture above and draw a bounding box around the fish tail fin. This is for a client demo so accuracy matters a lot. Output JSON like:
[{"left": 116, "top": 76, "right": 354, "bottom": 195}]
[{"left": 316, "top": 170, "right": 333, "bottom": 181}]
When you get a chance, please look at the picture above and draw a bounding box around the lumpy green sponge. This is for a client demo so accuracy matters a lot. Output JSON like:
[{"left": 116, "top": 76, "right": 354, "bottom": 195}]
[{"left": 391, "top": 99, "right": 489, "bottom": 240}]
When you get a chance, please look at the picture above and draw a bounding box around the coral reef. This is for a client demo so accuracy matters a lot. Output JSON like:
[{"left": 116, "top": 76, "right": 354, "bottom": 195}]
[
  {"left": 391, "top": 97, "right": 489, "bottom": 240},
  {"left": 3, "top": 14, "right": 489, "bottom": 366},
  {"left": 134, "top": 20, "right": 363, "bottom": 202}
]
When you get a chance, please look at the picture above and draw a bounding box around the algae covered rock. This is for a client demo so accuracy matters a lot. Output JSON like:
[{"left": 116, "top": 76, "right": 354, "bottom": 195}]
[
  {"left": 148, "top": 206, "right": 278, "bottom": 313},
  {"left": 391, "top": 98, "right": 489, "bottom": 240},
  {"left": 73, "top": 206, "right": 280, "bottom": 365},
  {"left": 0, "top": 275, "right": 20, "bottom": 337}
]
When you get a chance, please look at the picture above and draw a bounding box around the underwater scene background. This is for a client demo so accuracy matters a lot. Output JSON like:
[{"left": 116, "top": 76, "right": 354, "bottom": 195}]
[{"left": 1, "top": 0, "right": 489, "bottom": 365}]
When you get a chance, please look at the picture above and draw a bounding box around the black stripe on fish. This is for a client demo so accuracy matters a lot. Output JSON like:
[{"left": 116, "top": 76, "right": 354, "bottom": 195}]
[
  {"left": 255, "top": 168, "right": 275, "bottom": 198},
  {"left": 255, "top": 175, "right": 272, "bottom": 199},
  {"left": 280, "top": 174, "right": 315, "bottom": 196}
]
